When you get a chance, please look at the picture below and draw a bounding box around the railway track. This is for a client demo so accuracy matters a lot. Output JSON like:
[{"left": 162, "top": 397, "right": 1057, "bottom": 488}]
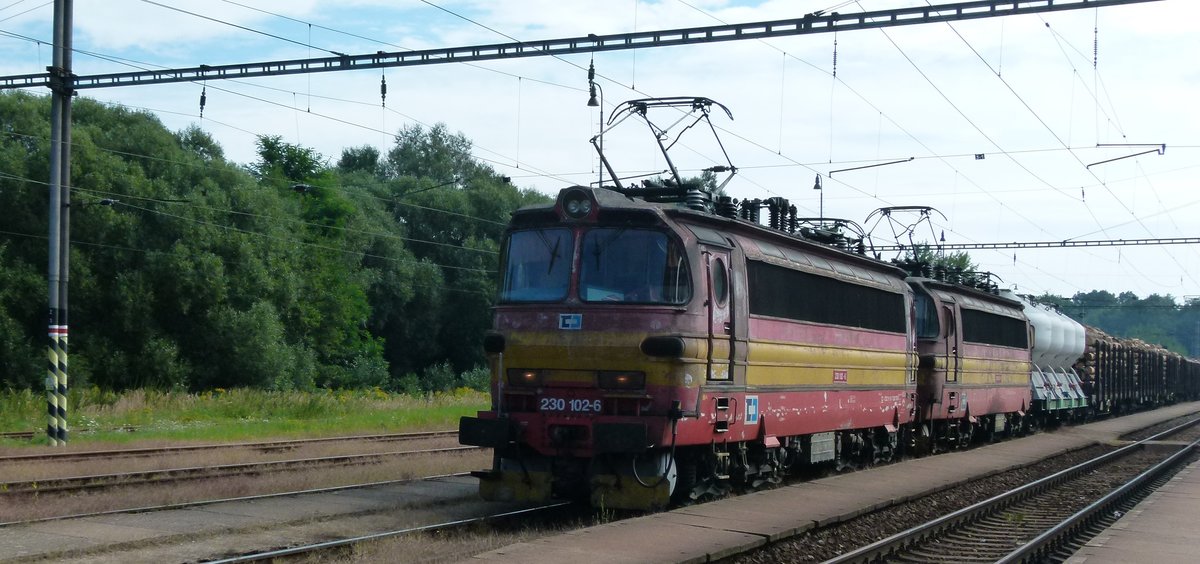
[
  {"left": 203, "top": 503, "right": 576, "bottom": 563},
  {"left": 826, "top": 419, "right": 1200, "bottom": 563},
  {"left": 0, "top": 425, "right": 137, "bottom": 441},
  {"left": 0, "top": 429, "right": 457, "bottom": 463},
  {"left": 0, "top": 471, "right": 551, "bottom": 563},
  {"left": 0, "top": 471, "right": 472, "bottom": 528},
  {"left": 0, "top": 445, "right": 479, "bottom": 494}
]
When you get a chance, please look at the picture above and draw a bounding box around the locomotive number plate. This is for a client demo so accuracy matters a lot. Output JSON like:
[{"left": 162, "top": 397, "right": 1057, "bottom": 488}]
[{"left": 539, "top": 397, "right": 602, "bottom": 413}]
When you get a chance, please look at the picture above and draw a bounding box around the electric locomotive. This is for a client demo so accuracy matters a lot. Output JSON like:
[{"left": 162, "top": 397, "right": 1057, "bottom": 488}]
[
  {"left": 459, "top": 184, "right": 921, "bottom": 509},
  {"left": 458, "top": 96, "right": 1200, "bottom": 510},
  {"left": 906, "top": 278, "right": 1032, "bottom": 448}
]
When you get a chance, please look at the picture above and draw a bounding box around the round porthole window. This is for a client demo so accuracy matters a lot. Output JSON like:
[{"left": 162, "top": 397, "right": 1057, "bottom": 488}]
[{"left": 712, "top": 258, "right": 728, "bottom": 305}]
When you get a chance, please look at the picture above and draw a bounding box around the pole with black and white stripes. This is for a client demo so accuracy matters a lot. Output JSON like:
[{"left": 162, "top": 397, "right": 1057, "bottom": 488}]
[{"left": 45, "top": 0, "right": 73, "bottom": 446}]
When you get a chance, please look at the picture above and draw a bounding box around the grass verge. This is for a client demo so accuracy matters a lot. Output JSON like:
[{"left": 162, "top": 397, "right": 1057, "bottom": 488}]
[{"left": 0, "top": 387, "right": 488, "bottom": 446}]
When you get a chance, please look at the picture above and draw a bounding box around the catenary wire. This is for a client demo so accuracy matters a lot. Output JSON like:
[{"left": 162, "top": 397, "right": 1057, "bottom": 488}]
[
  {"left": 0, "top": 0, "right": 45, "bottom": 24},
  {"left": 9, "top": 4, "right": 1190, "bottom": 295},
  {"left": 850, "top": 2, "right": 1160, "bottom": 290},
  {"left": 1035, "top": 10, "right": 1200, "bottom": 289},
  {"left": 0, "top": 23, "right": 582, "bottom": 188},
  {"left": 671, "top": 1, "right": 1098, "bottom": 295},
  {"left": 137, "top": 0, "right": 345, "bottom": 56}
]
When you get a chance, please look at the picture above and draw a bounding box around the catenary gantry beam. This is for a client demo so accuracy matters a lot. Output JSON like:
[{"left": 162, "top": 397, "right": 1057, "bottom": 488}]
[
  {"left": 874, "top": 237, "right": 1200, "bottom": 252},
  {"left": 0, "top": 0, "right": 1163, "bottom": 91}
]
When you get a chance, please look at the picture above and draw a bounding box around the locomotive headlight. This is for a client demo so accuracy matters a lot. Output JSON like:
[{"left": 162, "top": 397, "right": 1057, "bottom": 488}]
[
  {"left": 561, "top": 189, "right": 595, "bottom": 219},
  {"left": 507, "top": 369, "right": 542, "bottom": 387},
  {"left": 565, "top": 197, "right": 592, "bottom": 216},
  {"left": 598, "top": 371, "right": 645, "bottom": 390}
]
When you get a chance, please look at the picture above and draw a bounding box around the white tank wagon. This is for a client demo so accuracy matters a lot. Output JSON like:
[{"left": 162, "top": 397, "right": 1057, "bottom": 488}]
[{"left": 1007, "top": 294, "right": 1088, "bottom": 418}]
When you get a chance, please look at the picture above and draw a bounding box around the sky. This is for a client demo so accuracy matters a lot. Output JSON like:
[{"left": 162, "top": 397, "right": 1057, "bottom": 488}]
[{"left": 1, "top": 0, "right": 1198, "bottom": 301}]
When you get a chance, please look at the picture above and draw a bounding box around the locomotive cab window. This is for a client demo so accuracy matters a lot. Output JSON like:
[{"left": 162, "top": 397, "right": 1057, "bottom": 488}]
[
  {"left": 499, "top": 228, "right": 574, "bottom": 302},
  {"left": 912, "top": 289, "right": 940, "bottom": 339},
  {"left": 580, "top": 228, "right": 691, "bottom": 304}
]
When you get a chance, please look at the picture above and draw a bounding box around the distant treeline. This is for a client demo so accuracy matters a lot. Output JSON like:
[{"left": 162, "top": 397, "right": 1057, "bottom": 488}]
[
  {"left": 1035, "top": 291, "right": 1200, "bottom": 358},
  {"left": 0, "top": 91, "right": 548, "bottom": 392}
]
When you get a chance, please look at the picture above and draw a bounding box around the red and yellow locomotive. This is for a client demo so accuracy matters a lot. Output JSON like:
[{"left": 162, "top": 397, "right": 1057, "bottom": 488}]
[
  {"left": 458, "top": 97, "right": 1193, "bottom": 510},
  {"left": 459, "top": 184, "right": 964, "bottom": 509}
]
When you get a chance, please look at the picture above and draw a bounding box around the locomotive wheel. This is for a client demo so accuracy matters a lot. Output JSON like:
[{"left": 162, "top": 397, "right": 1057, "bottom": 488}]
[
  {"left": 959, "top": 419, "right": 974, "bottom": 446},
  {"left": 979, "top": 415, "right": 997, "bottom": 443},
  {"left": 671, "top": 452, "right": 699, "bottom": 504},
  {"left": 929, "top": 422, "right": 947, "bottom": 454},
  {"left": 913, "top": 423, "right": 934, "bottom": 456}
]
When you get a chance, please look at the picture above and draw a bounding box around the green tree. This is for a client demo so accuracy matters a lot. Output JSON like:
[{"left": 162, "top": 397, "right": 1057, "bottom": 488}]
[
  {"left": 337, "top": 145, "right": 381, "bottom": 176},
  {"left": 384, "top": 123, "right": 479, "bottom": 181},
  {"left": 0, "top": 92, "right": 548, "bottom": 393},
  {"left": 249, "top": 135, "right": 327, "bottom": 182}
]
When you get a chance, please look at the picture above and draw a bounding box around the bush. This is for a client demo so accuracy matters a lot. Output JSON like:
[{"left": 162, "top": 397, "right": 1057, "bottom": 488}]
[
  {"left": 390, "top": 372, "right": 421, "bottom": 395},
  {"left": 422, "top": 361, "right": 456, "bottom": 393},
  {"left": 459, "top": 365, "right": 490, "bottom": 391}
]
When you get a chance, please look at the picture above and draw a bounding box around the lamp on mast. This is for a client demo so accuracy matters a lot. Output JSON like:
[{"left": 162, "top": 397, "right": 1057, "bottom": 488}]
[{"left": 586, "top": 59, "right": 604, "bottom": 188}]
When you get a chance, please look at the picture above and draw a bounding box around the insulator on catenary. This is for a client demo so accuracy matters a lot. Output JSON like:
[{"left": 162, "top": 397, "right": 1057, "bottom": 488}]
[
  {"left": 380, "top": 75, "right": 387, "bottom": 107},
  {"left": 199, "top": 87, "right": 206, "bottom": 118},
  {"left": 832, "top": 34, "right": 838, "bottom": 78}
]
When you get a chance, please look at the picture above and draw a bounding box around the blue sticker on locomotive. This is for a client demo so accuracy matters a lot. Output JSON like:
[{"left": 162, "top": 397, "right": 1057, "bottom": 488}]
[
  {"left": 745, "top": 395, "right": 759, "bottom": 425},
  {"left": 558, "top": 313, "right": 582, "bottom": 330}
]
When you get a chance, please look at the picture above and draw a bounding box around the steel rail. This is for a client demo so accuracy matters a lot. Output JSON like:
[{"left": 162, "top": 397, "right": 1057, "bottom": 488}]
[
  {"left": 0, "top": 425, "right": 137, "bottom": 441},
  {"left": 0, "top": 429, "right": 456, "bottom": 463},
  {"left": 823, "top": 417, "right": 1200, "bottom": 563},
  {"left": 0, "top": 445, "right": 480, "bottom": 494},
  {"left": 204, "top": 503, "right": 574, "bottom": 564},
  {"left": 996, "top": 436, "right": 1200, "bottom": 563},
  {"left": 0, "top": 471, "right": 472, "bottom": 528}
]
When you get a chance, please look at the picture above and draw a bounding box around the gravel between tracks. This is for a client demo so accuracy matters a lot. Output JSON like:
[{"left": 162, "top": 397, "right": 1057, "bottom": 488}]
[{"left": 725, "top": 444, "right": 1115, "bottom": 563}]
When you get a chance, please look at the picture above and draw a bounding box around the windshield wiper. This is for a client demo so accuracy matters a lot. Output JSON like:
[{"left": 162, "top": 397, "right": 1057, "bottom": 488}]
[
  {"left": 536, "top": 230, "right": 563, "bottom": 275},
  {"left": 591, "top": 228, "right": 628, "bottom": 269}
]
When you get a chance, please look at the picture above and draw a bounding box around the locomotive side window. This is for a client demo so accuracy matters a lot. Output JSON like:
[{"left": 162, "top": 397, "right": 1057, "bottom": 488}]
[
  {"left": 580, "top": 229, "right": 691, "bottom": 304},
  {"left": 712, "top": 257, "right": 728, "bottom": 306},
  {"left": 962, "top": 309, "right": 1029, "bottom": 349},
  {"left": 747, "top": 260, "right": 905, "bottom": 333},
  {"left": 913, "top": 289, "right": 940, "bottom": 339},
  {"left": 499, "top": 229, "right": 574, "bottom": 302}
]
